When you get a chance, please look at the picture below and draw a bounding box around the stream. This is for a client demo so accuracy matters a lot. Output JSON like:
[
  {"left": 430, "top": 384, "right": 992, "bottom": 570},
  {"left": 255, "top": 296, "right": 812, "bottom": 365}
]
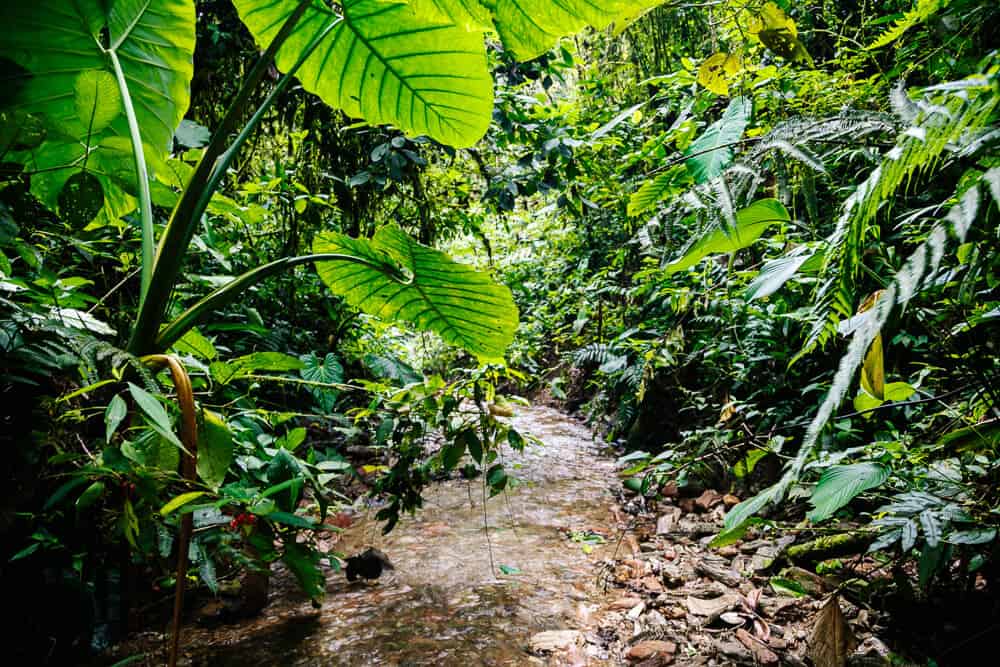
[{"left": 177, "top": 403, "right": 622, "bottom": 666}]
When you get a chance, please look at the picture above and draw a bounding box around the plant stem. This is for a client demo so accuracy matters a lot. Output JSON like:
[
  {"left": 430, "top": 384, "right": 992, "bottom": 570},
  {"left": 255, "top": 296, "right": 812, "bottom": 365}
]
[
  {"left": 154, "top": 252, "right": 409, "bottom": 351},
  {"left": 109, "top": 49, "right": 155, "bottom": 307},
  {"left": 128, "top": 0, "right": 317, "bottom": 355}
]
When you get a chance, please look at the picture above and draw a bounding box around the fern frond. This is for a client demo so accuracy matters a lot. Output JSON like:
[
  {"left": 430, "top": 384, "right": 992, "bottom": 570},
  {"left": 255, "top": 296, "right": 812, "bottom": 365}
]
[
  {"left": 802, "top": 80, "right": 997, "bottom": 359},
  {"left": 868, "top": 0, "right": 951, "bottom": 50},
  {"left": 774, "top": 166, "right": 998, "bottom": 513},
  {"left": 571, "top": 342, "right": 613, "bottom": 367}
]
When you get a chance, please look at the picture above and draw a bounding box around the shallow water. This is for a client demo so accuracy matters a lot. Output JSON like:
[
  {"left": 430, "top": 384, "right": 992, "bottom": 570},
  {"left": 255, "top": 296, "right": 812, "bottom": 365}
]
[{"left": 182, "top": 404, "right": 619, "bottom": 666}]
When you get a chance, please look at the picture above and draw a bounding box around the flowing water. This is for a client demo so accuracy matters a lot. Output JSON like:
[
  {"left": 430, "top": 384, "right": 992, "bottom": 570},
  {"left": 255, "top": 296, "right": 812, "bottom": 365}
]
[{"left": 180, "top": 404, "right": 620, "bottom": 666}]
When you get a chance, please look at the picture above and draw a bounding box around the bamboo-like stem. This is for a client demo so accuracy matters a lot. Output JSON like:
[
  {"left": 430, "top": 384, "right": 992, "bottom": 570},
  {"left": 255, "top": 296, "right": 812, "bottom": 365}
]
[
  {"left": 154, "top": 251, "right": 408, "bottom": 351},
  {"left": 141, "top": 355, "right": 197, "bottom": 667}
]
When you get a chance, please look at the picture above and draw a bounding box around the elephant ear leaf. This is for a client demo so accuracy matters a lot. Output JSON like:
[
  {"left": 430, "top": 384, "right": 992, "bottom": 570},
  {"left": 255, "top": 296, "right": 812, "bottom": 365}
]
[
  {"left": 233, "top": 0, "right": 493, "bottom": 148},
  {"left": 313, "top": 226, "right": 518, "bottom": 363},
  {"left": 489, "top": 0, "right": 667, "bottom": 59},
  {"left": 0, "top": 0, "right": 196, "bottom": 221}
]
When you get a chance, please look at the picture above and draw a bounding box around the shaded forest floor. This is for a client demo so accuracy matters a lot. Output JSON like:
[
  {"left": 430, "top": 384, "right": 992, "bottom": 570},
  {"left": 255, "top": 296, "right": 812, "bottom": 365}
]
[{"left": 100, "top": 404, "right": 984, "bottom": 666}]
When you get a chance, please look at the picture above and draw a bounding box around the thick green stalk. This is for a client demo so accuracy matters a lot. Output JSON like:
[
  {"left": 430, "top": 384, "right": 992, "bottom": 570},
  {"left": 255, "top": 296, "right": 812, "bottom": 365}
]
[
  {"left": 128, "top": 0, "right": 317, "bottom": 355},
  {"left": 193, "top": 17, "right": 342, "bottom": 241},
  {"left": 155, "top": 253, "right": 410, "bottom": 351},
  {"left": 109, "top": 49, "right": 154, "bottom": 306}
]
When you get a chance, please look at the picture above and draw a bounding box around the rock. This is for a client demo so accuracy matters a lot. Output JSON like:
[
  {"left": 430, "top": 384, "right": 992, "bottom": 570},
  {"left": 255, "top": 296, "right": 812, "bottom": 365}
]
[
  {"left": 640, "top": 575, "right": 664, "bottom": 593},
  {"left": 635, "top": 655, "right": 672, "bottom": 667},
  {"left": 529, "top": 630, "right": 583, "bottom": 654},
  {"left": 694, "top": 490, "right": 722, "bottom": 512},
  {"left": 656, "top": 507, "right": 683, "bottom": 534},
  {"left": 660, "top": 481, "right": 679, "bottom": 498},
  {"left": 735, "top": 628, "right": 779, "bottom": 664},
  {"left": 851, "top": 636, "right": 892, "bottom": 665},
  {"left": 694, "top": 555, "right": 742, "bottom": 588},
  {"left": 643, "top": 609, "right": 668, "bottom": 629},
  {"left": 723, "top": 493, "right": 741, "bottom": 508},
  {"left": 609, "top": 596, "right": 644, "bottom": 611},
  {"left": 685, "top": 592, "right": 740, "bottom": 619},
  {"left": 626, "top": 640, "right": 678, "bottom": 662},
  {"left": 715, "top": 639, "right": 752, "bottom": 662},
  {"left": 663, "top": 606, "right": 687, "bottom": 620},
  {"left": 640, "top": 541, "right": 659, "bottom": 553},
  {"left": 627, "top": 601, "right": 647, "bottom": 620},
  {"left": 675, "top": 518, "right": 719, "bottom": 536},
  {"left": 720, "top": 611, "right": 745, "bottom": 626}
]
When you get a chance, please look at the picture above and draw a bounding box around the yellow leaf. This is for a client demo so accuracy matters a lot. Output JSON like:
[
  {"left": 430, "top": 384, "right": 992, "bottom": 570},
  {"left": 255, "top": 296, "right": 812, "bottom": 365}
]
[
  {"left": 860, "top": 333, "right": 885, "bottom": 400},
  {"left": 160, "top": 491, "right": 208, "bottom": 516},
  {"left": 698, "top": 53, "right": 743, "bottom": 96},
  {"left": 748, "top": 2, "right": 797, "bottom": 37},
  {"left": 746, "top": 2, "right": 814, "bottom": 67}
]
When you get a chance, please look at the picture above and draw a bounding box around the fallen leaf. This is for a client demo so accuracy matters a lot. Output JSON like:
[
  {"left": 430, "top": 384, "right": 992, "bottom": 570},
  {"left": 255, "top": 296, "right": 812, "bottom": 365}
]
[
  {"left": 736, "top": 627, "right": 779, "bottom": 664},
  {"left": 809, "top": 594, "right": 857, "bottom": 667}
]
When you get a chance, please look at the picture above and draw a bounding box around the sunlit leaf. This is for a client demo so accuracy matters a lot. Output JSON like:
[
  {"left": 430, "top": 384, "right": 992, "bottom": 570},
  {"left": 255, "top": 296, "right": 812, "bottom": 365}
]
[
  {"left": 0, "top": 0, "right": 196, "bottom": 219},
  {"left": 745, "top": 245, "right": 817, "bottom": 300},
  {"left": 314, "top": 225, "right": 518, "bottom": 362},
  {"left": 697, "top": 52, "right": 743, "bottom": 96},
  {"left": 160, "top": 491, "right": 208, "bottom": 516},
  {"left": 664, "top": 199, "right": 789, "bottom": 273},
  {"left": 234, "top": 0, "right": 493, "bottom": 148},
  {"left": 684, "top": 96, "right": 752, "bottom": 182}
]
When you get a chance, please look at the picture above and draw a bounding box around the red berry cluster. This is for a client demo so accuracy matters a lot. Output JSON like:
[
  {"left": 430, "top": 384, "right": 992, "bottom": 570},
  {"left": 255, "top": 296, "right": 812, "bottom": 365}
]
[{"left": 229, "top": 512, "right": 257, "bottom": 531}]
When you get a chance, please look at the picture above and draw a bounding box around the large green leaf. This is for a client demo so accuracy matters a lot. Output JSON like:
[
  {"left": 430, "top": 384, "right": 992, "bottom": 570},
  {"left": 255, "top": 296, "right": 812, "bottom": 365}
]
[
  {"left": 408, "top": 0, "right": 494, "bottom": 30},
  {"left": 0, "top": 0, "right": 196, "bottom": 221},
  {"left": 197, "top": 411, "right": 234, "bottom": 491},
  {"left": 233, "top": 0, "right": 668, "bottom": 147},
  {"left": 684, "top": 96, "right": 752, "bottom": 183},
  {"left": 807, "top": 462, "right": 891, "bottom": 522},
  {"left": 314, "top": 225, "right": 518, "bottom": 362},
  {"left": 664, "top": 198, "right": 790, "bottom": 274},
  {"left": 300, "top": 352, "right": 344, "bottom": 412},
  {"left": 486, "top": 1, "right": 666, "bottom": 59},
  {"left": 234, "top": 0, "right": 493, "bottom": 148}
]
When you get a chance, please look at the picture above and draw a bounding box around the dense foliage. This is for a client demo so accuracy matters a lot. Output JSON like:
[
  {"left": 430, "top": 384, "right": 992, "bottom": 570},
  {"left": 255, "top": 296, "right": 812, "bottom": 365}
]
[{"left": 0, "top": 0, "right": 997, "bottom": 663}]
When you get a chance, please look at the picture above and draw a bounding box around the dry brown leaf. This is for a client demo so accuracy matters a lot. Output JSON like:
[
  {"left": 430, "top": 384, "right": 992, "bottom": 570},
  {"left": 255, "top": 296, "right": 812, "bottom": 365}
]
[
  {"left": 809, "top": 594, "right": 857, "bottom": 667},
  {"left": 736, "top": 627, "right": 779, "bottom": 664}
]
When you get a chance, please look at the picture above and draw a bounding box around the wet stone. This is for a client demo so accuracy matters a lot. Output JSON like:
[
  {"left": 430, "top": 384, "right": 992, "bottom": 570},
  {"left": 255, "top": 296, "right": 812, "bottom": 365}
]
[
  {"left": 627, "top": 639, "right": 678, "bottom": 662},
  {"left": 529, "top": 629, "right": 583, "bottom": 653}
]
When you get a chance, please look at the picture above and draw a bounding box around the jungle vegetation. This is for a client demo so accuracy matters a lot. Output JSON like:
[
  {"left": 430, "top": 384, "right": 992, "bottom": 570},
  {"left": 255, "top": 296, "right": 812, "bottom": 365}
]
[{"left": 0, "top": 0, "right": 998, "bottom": 664}]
